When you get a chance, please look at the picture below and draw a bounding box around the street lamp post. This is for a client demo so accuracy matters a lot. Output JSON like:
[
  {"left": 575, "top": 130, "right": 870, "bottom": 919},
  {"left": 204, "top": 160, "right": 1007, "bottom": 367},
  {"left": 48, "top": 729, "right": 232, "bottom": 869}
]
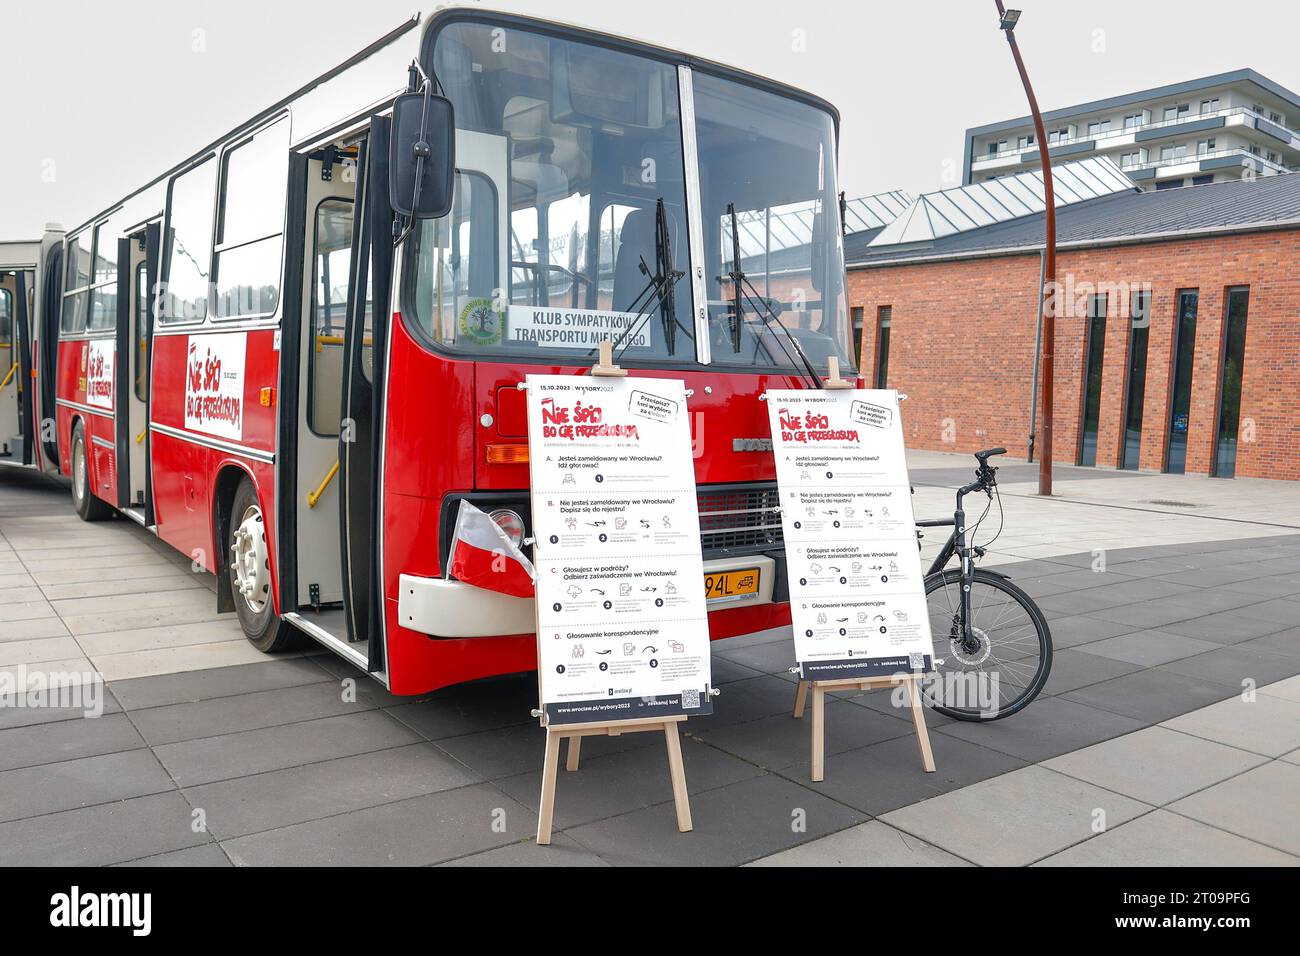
[{"left": 995, "top": 2, "right": 1055, "bottom": 497}]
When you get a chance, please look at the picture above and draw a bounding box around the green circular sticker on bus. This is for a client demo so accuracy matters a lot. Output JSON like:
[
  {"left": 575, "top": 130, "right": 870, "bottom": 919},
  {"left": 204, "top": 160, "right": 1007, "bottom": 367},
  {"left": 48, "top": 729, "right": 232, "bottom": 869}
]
[{"left": 459, "top": 298, "right": 503, "bottom": 345}]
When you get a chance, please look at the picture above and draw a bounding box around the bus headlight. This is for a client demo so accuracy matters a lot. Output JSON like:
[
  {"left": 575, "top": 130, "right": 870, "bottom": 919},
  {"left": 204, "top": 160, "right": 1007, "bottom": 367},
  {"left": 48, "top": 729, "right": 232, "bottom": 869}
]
[{"left": 488, "top": 509, "right": 526, "bottom": 548}]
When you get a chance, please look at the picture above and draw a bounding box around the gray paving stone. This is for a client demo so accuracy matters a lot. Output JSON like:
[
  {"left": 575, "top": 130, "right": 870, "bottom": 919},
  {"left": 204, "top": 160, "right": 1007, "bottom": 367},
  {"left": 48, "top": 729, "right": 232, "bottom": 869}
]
[
  {"left": 131, "top": 680, "right": 385, "bottom": 746},
  {"left": 881, "top": 765, "right": 1150, "bottom": 866},
  {"left": 0, "top": 792, "right": 210, "bottom": 866},
  {"left": 1087, "top": 598, "right": 1204, "bottom": 629},
  {"left": 1163, "top": 693, "right": 1300, "bottom": 757},
  {"left": 1034, "top": 809, "right": 1297, "bottom": 866},
  {"left": 0, "top": 686, "right": 120, "bottom": 730},
  {"left": 109, "top": 658, "right": 331, "bottom": 710},
  {"left": 221, "top": 783, "right": 535, "bottom": 866},
  {"left": 0, "top": 749, "right": 174, "bottom": 823},
  {"left": 935, "top": 696, "right": 1146, "bottom": 763},
  {"left": 1074, "top": 630, "right": 1220, "bottom": 667},
  {"left": 382, "top": 675, "right": 536, "bottom": 740},
  {"left": 1218, "top": 575, "right": 1300, "bottom": 600},
  {"left": 439, "top": 833, "right": 609, "bottom": 867},
  {"left": 154, "top": 710, "right": 424, "bottom": 787},
  {"left": 113, "top": 843, "right": 233, "bottom": 867},
  {"left": 1169, "top": 762, "right": 1300, "bottom": 856},
  {"left": 780, "top": 729, "right": 1028, "bottom": 816},
  {"left": 1044, "top": 726, "right": 1267, "bottom": 805},
  {"left": 695, "top": 699, "right": 913, "bottom": 771},
  {"left": 1039, "top": 614, "right": 1140, "bottom": 649},
  {"left": 0, "top": 712, "right": 144, "bottom": 772},
  {"left": 1040, "top": 648, "right": 1145, "bottom": 696},
  {"left": 563, "top": 772, "right": 867, "bottom": 866},
  {"left": 749, "top": 819, "right": 971, "bottom": 866},
  {"left": 1159, "top": 609, "right": 1289, "bottom": 644},
  {"left": 1239, "top": 629, "right": 1300, "bottom": 660},
  {"left": 1157, "top": 645, "right": 1300, "bottom": 689},
  {"left": 713, "top": 637, "right": 798, "bottom": 674},
  {"left": 186, "top": 743, "right": 480, "bottom": 839},
  {"left": 493, "top": 735, "right": 763, "bottom": 830},
  {"left": 1233, "top": 597, "right": 1300, "bottom": 627},
  {"left": 709, "top": 655, "right": 767, "bottom": 684},
  {"left": 1063, "top": 669, "right": 1240, "bottom": 723},
  {"left": 435, "top": 721, "right": 653, "bottom": 781}
]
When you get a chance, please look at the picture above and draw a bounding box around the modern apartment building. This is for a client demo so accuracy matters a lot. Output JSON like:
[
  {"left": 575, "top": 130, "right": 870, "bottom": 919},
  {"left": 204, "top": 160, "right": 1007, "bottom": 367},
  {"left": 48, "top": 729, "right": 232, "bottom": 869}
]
[{"left": 964, "top": 69, "right": 1300, "bottom": 190}]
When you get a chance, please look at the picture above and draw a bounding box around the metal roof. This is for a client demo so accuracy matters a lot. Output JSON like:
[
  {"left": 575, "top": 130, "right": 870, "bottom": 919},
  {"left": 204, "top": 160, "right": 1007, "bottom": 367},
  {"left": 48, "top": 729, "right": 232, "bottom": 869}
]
[
  {"left": 848, "top": 169, "right": 1300, "bottom": 266},
  {"left": 868, "top": 156, "right": 1136, "bottom": 247},
  {"left": 729, "top": 189, "right": 913, "bottom": 261}
]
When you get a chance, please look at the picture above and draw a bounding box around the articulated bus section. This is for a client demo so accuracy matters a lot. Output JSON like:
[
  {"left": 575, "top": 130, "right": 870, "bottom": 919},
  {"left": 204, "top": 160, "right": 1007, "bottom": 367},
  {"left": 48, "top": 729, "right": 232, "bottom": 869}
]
[{"left": 48, "top": 7, "right": 854, "bottom": 696}]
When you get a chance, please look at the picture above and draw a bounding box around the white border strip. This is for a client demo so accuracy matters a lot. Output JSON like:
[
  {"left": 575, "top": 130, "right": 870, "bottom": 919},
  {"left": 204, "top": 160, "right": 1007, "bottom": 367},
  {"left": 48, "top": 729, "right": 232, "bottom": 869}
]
[{"left": 149, "top": 421, "right": 275, "bottom": 464}]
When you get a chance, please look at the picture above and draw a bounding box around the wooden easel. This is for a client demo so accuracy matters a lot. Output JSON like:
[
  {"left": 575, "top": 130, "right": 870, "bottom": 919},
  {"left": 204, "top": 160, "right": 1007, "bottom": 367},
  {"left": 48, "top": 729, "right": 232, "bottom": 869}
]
[
  {"left": 536, "top": 714, "right": 692, "bottom": 844},
  {"left": 792, "top": 673, "right": 935, "bottom": 781},
  {"left": 533, "top": 341, "right": 695, "bottom": 845}
]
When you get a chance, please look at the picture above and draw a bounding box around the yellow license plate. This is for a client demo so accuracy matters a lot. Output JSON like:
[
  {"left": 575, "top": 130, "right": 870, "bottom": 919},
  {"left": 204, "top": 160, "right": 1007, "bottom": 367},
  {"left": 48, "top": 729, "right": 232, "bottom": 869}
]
[{"left": 704, "top": 567, "right": 760, "bottom": 603}]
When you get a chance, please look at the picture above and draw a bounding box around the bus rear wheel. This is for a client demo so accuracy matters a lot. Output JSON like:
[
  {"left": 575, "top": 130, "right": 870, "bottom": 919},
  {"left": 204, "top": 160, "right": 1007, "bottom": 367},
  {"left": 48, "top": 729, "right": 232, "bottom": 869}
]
[
  {"left": 70, "top": 422, "right": 113, "bottom": 522},
  {"left": 227, "top": 478, "right": 298, "bottom": 652}
]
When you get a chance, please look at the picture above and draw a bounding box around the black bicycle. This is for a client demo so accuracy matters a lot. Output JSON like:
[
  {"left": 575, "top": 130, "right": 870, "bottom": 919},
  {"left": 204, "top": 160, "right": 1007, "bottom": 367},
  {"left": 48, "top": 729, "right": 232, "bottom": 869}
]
[{"left": 915, "top": 448, "right": 1052, "bottom": 720}]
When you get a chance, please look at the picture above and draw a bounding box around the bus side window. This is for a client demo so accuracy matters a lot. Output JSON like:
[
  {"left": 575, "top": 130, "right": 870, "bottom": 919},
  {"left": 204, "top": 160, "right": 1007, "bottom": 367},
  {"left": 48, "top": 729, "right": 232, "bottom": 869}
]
[
  {"left": 61, "top": 231, "right": 90, "bottom": 335},
  {"left": 213, "top": 116, "right": 290, "bottom": 320},
  {"left": 309, "top": 198, "right": 353, "bottom": 436},
  {"left": 86, "top": 216, "right": 119, "bottom": 333}
]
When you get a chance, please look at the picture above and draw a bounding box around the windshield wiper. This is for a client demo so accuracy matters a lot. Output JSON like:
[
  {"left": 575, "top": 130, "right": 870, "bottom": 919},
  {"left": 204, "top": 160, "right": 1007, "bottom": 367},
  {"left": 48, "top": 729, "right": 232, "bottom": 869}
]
[
  {"left": 593, "top": 198, "right": 687, "bottom": 361},
  {"left": 726, "top": 202, "right": 824, "bottom": 389}
]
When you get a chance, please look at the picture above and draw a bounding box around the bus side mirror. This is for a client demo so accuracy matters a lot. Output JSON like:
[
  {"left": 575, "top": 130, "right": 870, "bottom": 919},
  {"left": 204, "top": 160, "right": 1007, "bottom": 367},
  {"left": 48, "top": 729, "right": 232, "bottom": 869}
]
[{"left": 389, "top": 91, "right": 455, "bottom": 219}]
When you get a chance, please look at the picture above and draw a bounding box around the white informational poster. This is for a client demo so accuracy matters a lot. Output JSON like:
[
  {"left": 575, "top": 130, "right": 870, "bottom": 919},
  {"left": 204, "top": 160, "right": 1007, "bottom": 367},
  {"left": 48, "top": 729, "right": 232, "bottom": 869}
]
[
  {"left": 526, "top": 374, "right": 712, "bottom": 725},
  {"left": 85, "top": 339, "right": 115, "bottom": 410},
  {"left": 183, "top": 333, "right": 246, "bottom": 441},
  {"left": 767, "top": 389, "right": 933, "bottom": 681}
]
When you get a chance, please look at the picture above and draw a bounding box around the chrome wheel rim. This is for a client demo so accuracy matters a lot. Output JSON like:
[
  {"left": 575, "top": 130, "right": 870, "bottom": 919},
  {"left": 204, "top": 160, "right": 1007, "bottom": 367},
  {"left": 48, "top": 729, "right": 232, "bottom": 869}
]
[
  {"left": 230, "top": 504, "right": 270, "bottom": 614},
  {"left": 72, "top": 435, "right": 87, "bottom": 505}
]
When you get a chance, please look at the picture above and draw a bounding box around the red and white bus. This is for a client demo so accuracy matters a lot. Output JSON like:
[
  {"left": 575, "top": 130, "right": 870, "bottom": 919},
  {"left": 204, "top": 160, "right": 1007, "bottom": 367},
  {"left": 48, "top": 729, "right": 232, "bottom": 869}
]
[
  {"left": 1, "top": 231, "right": 65, "bottom": 476},
  {"left": 54, "top": 5, "right": 854, "bottom": 695}
]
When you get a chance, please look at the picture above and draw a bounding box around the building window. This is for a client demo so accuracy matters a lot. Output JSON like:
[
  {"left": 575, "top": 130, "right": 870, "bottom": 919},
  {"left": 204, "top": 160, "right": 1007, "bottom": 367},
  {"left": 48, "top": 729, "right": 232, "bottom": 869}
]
[
  {"left": 1078, "top": 294, "right": 1107, "bottom": 467},
  {"left": 1120, "top": 151, "right": 1141, "bottom": 168},
  {"left": 1197, "top": 138, "right": 1216, "bottom": 155},
  {"left": 1087, "top": 120, "right": 1110, "bottom": 136},
  {"left": 1166, "top": 290, "right": 1199, "bottom": 474},
  {"left": 1017, "top": 134, "right": 1034, "bottom": 150},
  {"left": 850, "top": 306, "right": 864, "bottom": 366},
  {"left": 1200, "top": 98, "right": 1220, "bottom": 115},
  {"left": 1123, "top": 113, "right": 1143, "bottom": 129},
  {"left": 1213, "top": 287, "right": 1250, "bottom": 478},
  {"left": 1048, "top": 128, "right": 1069, "bottom": 145},
  {"left": 1121, "top": 290, "right": 1151, "bottom": 470},
  {"left": 1192, "top": 174, "right": 1215, "bottom": 185},
  {"left": 1267, "top": 151, "right": 1279, "bottom": 164},
  {"left": 874, "top": 306, "right": 891, "bottom": 389},
  {"left": 1270, "top": 111, "right": 1282, "bottom": 124},
  {"left": 1155, "top": 179, "right": 1185, "bottom": 190},
  {"left": 1163, "top": 103, "right": 1190, "bottom": 121}
]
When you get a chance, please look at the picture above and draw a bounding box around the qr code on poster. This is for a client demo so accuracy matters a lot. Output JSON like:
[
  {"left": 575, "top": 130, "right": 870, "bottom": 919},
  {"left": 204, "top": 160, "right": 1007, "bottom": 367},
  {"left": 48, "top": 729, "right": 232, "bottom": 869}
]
[
  {"left": 681, "top": 688, "right": 701, "bottom": 709},
  {"left": 908, "top": 652, "right": 926, "bottom": 670}
]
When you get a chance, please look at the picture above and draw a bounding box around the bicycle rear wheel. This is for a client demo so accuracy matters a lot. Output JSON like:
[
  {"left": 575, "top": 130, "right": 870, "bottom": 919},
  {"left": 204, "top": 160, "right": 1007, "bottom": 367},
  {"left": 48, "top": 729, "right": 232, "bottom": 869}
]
[{"left": 922, "top": 568, "right": 1052, "bottom": 720}]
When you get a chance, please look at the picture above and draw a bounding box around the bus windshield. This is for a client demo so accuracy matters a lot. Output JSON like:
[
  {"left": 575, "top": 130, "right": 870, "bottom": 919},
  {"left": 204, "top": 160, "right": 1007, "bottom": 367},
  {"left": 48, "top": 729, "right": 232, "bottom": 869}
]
[{"left": 411, "top": 18, "right": 851, "bottom": 372}]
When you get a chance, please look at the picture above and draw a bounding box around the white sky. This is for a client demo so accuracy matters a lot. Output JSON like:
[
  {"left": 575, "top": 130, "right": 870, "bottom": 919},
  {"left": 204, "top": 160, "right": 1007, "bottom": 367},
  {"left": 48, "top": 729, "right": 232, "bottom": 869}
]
[{"left": 4, "top": 0, "right": 1299, "bottom": 239}]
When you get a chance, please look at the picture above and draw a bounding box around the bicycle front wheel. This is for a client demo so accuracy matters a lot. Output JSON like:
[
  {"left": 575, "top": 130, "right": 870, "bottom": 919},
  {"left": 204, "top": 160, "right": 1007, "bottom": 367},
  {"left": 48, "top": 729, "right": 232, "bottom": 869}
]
[{"left": 922, "top": 568, "right": 1052, "bottom": 720}]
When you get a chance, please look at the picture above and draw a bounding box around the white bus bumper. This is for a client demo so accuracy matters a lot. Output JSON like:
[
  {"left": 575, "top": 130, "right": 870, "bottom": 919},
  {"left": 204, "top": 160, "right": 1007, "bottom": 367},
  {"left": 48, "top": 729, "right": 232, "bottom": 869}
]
[{"left": 397, "top": 555, "right": 775, "bottom": 638}]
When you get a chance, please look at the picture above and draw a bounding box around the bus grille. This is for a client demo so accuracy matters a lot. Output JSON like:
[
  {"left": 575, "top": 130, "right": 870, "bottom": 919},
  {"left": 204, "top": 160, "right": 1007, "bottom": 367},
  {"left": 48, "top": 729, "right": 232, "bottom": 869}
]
[{"left": 696, "top": 483, "right": 783, "bottom": 555}]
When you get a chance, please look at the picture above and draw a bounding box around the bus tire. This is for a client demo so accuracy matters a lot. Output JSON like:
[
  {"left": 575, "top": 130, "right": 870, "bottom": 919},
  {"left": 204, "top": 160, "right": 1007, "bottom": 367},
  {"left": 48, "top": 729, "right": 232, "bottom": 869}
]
[
  {"left": 70, "top": 421, "right": 113, "bottom": 522},
  {"left": 227, "top": 477, "right": 300, "bottom": 652}
]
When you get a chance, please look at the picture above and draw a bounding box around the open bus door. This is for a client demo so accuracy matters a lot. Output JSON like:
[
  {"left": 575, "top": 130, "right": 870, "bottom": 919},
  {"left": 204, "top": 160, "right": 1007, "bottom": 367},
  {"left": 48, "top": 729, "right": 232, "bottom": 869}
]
[
  {"left": 115, "top": 225, "right": 159, "bottom": 522},
  {"left": 36, "top": 242, "right": 62, "bottom": 471},
  {"left": 0, "top": 269, "right": 34, "bottom": 465},
  {"left": 338, "top": 115, "right": 393, "bottom": 671}
]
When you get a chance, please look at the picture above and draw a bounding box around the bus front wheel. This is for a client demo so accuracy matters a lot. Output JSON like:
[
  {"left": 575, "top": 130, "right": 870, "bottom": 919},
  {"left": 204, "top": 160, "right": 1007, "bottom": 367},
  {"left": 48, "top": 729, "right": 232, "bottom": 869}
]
[
  {"left": 71, "top": 422, "right": 113, "bottom": 522},
  {"left": 227, "top": 478, "right": 298, "bottom": 652}
]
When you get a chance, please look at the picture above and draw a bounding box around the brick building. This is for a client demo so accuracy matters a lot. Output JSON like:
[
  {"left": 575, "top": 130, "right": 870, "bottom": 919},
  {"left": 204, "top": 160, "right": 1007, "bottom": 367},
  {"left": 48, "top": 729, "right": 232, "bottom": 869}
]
[{"left": 847, "top": 173, "right": 1300, "bottom": 481}]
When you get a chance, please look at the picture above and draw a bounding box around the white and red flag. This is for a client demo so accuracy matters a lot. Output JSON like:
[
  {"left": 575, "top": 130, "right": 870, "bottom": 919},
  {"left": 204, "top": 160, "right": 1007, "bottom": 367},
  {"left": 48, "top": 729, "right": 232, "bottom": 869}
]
[{"left": 448, "top": 500, "right": 536, "bottom": 598}]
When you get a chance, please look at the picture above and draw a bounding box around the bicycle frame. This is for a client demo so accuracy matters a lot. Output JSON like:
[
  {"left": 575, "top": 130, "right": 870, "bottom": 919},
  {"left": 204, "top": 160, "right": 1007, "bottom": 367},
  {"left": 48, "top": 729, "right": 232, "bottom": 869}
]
[{"left": 918, "top": 469, "right": 994, "bottom": 643}]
